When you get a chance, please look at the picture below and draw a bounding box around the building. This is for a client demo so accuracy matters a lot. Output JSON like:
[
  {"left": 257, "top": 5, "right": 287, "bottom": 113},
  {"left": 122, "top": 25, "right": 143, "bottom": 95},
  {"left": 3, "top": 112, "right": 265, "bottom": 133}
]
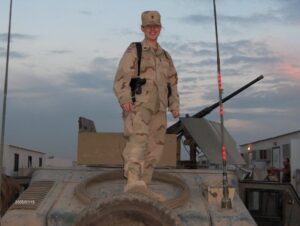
[
  {"left": 240, "top": 130, "right": 300, "bottom": 195},
  {"left": 2, "top": 144, "right": 46, "bottom": 177}
]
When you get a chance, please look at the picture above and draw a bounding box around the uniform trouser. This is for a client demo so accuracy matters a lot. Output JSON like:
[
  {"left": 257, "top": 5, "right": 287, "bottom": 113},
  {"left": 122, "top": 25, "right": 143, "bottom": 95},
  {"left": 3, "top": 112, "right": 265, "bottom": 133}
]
[{"left": 122, "top": 107, "right": 167, "bottom": 184}]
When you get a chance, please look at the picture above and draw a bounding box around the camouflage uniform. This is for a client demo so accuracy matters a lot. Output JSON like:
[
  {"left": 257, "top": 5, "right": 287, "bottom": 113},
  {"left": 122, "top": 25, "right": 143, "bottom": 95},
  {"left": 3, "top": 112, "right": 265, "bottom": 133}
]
[{"left": 113, "top": 11, "right": 179, "bottom": 193}]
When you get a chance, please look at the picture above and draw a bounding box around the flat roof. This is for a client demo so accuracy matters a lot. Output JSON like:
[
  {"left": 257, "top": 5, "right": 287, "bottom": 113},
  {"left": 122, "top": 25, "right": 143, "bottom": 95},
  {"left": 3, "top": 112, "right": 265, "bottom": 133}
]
[
  {"left": 8, "top": 144, "right": 46, "bottom": 155},
  {"left": 240, "top": 130, "right": 300, "bottom": 146}
]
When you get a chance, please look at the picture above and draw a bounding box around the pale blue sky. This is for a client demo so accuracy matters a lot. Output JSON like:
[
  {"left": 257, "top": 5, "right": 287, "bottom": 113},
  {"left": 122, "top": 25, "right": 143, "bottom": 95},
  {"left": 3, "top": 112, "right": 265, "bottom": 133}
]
[{"left": 0, "top": 0, "right": 299, "bottom": 159}]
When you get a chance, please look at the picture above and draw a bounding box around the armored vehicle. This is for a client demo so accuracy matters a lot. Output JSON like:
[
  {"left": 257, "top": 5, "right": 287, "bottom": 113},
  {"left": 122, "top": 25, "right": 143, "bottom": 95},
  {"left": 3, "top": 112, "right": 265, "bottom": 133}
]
[{"left": 1, "top": 77, "right": 265, "bottom": 226}]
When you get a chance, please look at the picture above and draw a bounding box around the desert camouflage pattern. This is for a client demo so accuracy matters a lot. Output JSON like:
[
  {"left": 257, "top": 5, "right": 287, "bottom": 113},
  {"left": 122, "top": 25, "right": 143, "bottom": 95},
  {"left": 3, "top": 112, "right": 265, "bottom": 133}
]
[
  {"left": 122, "top": 108, "right": 166, "bottom": 183},
  {"left": 114, "top": 39, "right": 179, "bottom": 113},
  {"left": 141, "top": 11, "right": 161, "bottom": 26},
  {"left": 113, "top": 39, "right": 179, "bottom": 183}
]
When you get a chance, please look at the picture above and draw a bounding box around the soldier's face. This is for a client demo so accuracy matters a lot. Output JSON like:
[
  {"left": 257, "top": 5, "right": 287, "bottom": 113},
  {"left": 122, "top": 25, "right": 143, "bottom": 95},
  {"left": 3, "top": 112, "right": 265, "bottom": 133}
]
[{"left": 141, "top": 25, "right": 161, "bottom": 41}]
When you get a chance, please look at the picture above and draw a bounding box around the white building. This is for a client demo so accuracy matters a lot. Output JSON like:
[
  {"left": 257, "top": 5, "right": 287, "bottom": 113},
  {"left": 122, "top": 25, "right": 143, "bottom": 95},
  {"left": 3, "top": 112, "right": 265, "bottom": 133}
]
[
  {"left": 240, "top": 130, "right": 300, "bottom": 194},
  {"left": 2, "top": 144, "right": 46, "bottom": 177}
]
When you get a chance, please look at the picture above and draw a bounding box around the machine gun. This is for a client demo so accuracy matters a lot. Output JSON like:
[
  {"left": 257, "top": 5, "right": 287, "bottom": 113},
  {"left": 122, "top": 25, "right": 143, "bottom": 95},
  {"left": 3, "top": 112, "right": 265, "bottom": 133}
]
[
  {"left": 167, "top": 74, "right": 264, "bottom": 135},
  {"left": 167, "top": 75, "right": 264, "bottom": 169}
]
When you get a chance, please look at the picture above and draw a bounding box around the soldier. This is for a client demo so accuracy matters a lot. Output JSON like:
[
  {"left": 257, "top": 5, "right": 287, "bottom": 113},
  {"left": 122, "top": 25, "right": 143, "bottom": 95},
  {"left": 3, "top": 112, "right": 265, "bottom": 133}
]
[{"left": 113, "top": 11, "right": 180, "bottom": 201}]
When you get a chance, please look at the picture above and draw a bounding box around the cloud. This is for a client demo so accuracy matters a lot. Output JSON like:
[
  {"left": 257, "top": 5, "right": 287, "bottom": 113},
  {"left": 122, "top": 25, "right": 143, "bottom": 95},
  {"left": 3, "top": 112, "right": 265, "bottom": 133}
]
[
  {"left": 118, "top": 28, "right": 141, "bottom": 36},
  {"left": 68, "top": 71, "right": 112, "bottom": 91},
  {"left": 165, "top": 39, "right": 282, "bottom": 111},
  {"left": 216, "top": 79, "right": 300, "bottom": 144},
  {"left": 91, "top": 56, "right": 118, "bottom": 70},
  {"left": 79, "top": 10, "right": 92, "bottom": 15},
  {"left": 161, "top": 42, "right": 195, "bottom": 55},
  {"left": 179, "top": 13, "right": 280, "bottom": 27},
  {"left": 0, "top": 33, "right": 36, "bottom": 42},
  {"left": 221, "top": 13, "right": 280, "bottom": 25},
  {"left": 5, "top": 56, "right": 118, "bottom": 100},
  {"left": 0, "top": 33, "right": 35, "bottom": 59},
  {"left": 275, "top": 0, "right": 300, "bottom": 24},
  {"left": 223, "top": 77, "right": 300, "bottom": 133},
  {"left": 177, "top": 0, "right": 300, "bottom": 32},
  {"left": 0, "top": 47, "right": 28, "bottom": 59},
  {"left": 223, "top": 55, "right": 279, "bottom": 65},
  {"left": 163, "top": 39, "right": 276, "bottom": 59},
  {"left": 181, "top": 14, "right": 212, "bottom": 24},
  {"left": 48, "top": 50, "right": 72, "bottom": 55},
  {"left": 225, "top": 76, "right": 299, "bottom": 109},
  {"left": 225, "top": 118, "right": 260, "bottom": 131},
  {"left": 276, "top": 63, "right": 300, "bottom": 81},
  {"left": 226, "top": 107, "right": 288, "bottom": 115},
  {"left": 163, "top": 35, "right": 300, "bottom": 146},
  {"left": 193, "top": 49, "right": 215, "bottom": 57},
  {"left": 2, "top": 55, "right": 121, "bottom": 159}
]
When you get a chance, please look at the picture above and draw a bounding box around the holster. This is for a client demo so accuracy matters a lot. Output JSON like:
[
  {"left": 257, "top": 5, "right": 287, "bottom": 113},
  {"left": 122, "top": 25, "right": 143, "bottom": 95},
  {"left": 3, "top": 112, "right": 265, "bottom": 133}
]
[{"left": 130, "top": 77, "right": 146, "bottom": 102}]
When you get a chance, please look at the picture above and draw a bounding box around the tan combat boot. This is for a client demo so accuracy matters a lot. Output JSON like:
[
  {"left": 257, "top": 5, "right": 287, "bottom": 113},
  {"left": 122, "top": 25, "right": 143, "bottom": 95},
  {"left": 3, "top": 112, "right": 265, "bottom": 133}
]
[
  {"left": 142, "top": 166, "right": 166, "bottom": 202},
  {"left": 124, "top": 167, "right": 147, "bottom": 193},
  {"left": 125, "top": 165, "right": 166, "bottom": 202},
  {"left": 144, "top": 188, "right": 166, "bottom": 202},
  {"left": 141, "top": 166, "right": 154, "bottom": 185}
]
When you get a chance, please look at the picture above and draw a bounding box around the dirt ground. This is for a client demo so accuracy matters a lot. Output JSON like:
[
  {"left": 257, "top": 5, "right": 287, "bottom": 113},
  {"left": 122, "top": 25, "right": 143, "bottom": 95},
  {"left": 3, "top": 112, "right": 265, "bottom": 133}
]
[{"left": 1, "top": 175, "right": 20, "bottom": 216}]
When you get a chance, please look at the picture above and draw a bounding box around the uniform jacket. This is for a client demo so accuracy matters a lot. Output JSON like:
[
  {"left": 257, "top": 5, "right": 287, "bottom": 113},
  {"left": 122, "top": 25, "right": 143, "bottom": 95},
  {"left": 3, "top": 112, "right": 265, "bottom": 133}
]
[{"left": 113, "top": 39, "right": 179, "bottom": 113}]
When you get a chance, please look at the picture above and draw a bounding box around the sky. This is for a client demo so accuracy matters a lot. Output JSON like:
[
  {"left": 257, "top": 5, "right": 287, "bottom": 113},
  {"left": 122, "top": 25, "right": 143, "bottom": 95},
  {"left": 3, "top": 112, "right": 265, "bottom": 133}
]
[{"left": 0, "top": 0, "right": 299, "bottom": 160}]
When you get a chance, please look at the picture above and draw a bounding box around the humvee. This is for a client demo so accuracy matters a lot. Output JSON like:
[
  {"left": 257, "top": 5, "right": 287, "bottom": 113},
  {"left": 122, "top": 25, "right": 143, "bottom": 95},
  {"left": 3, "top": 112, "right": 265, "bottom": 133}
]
[{"left": 1, "top": 78, "right": 264, "bottom": 226}]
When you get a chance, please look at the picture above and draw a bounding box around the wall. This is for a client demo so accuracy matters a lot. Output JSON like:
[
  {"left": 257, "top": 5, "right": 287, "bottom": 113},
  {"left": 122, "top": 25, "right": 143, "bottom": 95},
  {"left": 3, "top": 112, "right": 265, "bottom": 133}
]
[
  {"left": 2, "top": 145, "right": 46, "bottom": 176},
  {"left": 77, "top": 132, "right": 178, "bottom": 167},
  {"left": 291, "top": 139, "right": 300, "bottom": 192},
  {"left": 241, "top": 132, "right": 300, "bottom": 170}
]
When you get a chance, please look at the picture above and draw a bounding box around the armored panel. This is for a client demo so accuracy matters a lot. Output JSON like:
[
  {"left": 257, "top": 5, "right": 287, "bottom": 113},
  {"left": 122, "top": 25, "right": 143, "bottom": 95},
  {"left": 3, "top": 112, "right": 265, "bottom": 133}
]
[
  {"left": 77, "top": 132, "right": 177, "bottom": 167},
  {"left": 181, "top": 118, "right": 245, "bottom": 165}
]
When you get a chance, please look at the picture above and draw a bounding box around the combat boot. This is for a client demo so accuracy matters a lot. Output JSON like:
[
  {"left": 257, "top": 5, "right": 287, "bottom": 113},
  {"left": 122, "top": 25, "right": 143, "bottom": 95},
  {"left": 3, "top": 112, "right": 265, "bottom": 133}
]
[
  {"left": 124, "top": 167, "right": 147, "bottom": 193},
  {"left": 144, "top": 188, "right": 166, "bottom": 202},
  {"left": 142, "top": 166, "right": 154, "bottom": 185},
  {"left": 142, "top": 166, "right": 166, "bottom": 202}
]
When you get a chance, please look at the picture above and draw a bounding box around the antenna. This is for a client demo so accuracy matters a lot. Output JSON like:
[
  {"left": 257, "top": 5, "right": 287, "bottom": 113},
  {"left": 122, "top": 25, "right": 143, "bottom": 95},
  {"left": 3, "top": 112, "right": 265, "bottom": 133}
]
[
  {"left": 0, "top": 0, "right": 13, "bottom": 218},
  {"left": 212, "top": 0, "right": 232, "bottom": 209}
]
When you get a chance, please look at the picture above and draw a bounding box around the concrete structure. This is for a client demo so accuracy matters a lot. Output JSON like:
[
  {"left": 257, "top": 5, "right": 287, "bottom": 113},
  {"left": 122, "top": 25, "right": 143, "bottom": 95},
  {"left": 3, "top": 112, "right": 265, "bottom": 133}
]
[
  {"left": 2, "top": 144, "right": 46, "bottom": 177},
  {"left": 240, "top": 130, "right": 300, "bottom": 195}
]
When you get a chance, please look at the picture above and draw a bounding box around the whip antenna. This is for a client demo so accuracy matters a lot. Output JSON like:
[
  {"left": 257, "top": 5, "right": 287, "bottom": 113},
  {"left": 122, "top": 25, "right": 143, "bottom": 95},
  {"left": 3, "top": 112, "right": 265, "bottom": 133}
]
[
  {"left": 0, "top": 0, "right": 13, "bottom": 219},
  {"left": 212, "top": 0, "right": 232, "bottom": 209}
]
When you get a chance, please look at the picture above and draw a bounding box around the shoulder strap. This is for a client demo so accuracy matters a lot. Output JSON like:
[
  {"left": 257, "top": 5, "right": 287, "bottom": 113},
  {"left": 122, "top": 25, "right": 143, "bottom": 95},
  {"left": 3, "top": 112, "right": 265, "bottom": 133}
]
[
  {"left": 163, "top": 49, "right": 171, "bottom": 66},
  {"left": 135, "top": 42, "right": 142, "bottom": 76},
  {"left": 163, "top": 49, "right": 169, "bottom": 60}
]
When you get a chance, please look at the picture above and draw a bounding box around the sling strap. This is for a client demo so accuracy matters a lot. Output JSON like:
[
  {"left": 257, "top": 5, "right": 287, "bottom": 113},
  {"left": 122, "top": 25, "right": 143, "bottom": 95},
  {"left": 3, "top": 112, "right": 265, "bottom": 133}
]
[
  {"left": 135, "top": 42, "right": 170, "bottom": 72},
  {"left": 135, "top": 42, "right": 142, "bottom": 76}
]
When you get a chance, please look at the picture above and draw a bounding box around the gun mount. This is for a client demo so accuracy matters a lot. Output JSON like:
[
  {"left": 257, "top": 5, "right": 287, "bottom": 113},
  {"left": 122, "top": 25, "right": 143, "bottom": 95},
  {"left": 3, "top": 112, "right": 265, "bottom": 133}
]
[
  {"left": 167, "top": 75, "right": 264, "bottom": 135},
  {"left": 168, "top": 75, "right": 264, "bottom": 168}
]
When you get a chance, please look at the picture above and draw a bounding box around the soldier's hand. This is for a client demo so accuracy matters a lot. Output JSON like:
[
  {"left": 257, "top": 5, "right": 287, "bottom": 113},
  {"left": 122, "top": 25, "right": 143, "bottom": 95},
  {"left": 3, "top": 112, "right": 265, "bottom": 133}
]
[
  {"left": 122, "top": 102, "right": 133, "bottom": 112},
  {"left": 171, "top": 110, "right": 179, "bottom": 118}
]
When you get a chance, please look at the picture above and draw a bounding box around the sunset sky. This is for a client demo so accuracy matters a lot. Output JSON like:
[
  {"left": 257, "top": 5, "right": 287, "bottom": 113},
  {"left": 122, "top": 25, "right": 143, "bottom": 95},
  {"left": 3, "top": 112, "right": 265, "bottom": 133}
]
[{"left": 0, "top": 0, "right": 299, "bottom": 159}]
